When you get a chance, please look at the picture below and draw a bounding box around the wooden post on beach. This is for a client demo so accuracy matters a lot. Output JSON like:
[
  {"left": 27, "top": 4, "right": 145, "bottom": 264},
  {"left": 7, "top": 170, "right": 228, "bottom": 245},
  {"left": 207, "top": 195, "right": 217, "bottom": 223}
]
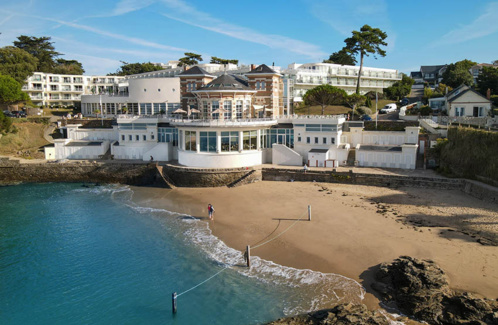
[
  {"left": 246, "top": 245, "right": 251, "bottom": 268},
  {"left": 172, "top": 292, "right": 177, "bottom": 314},
  {"left": 308, "top": 205, "right": 311, "bottom": 221}
]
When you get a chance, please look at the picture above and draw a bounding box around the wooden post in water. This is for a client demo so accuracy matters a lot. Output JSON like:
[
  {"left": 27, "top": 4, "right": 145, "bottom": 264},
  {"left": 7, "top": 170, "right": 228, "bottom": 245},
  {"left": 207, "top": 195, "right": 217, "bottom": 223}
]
[
  {"left": 308, "top": 205, "right": 311, "bottom": 221},
  {"left": 246, "top": 245, "right": 251, "bottom": 268},
  {"left": 172, "top": 292, "right": 177, "bottom": 314}
]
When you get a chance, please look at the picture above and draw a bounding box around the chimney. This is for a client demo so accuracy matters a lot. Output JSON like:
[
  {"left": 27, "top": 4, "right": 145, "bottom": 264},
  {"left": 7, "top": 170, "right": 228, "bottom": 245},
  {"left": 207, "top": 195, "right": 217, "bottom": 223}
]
[
  {"left": 250, "top": 64, "right": 256, "bottom": 71},
  {"left": 487, "top": 88, "right": 491, "bottom": 100}
]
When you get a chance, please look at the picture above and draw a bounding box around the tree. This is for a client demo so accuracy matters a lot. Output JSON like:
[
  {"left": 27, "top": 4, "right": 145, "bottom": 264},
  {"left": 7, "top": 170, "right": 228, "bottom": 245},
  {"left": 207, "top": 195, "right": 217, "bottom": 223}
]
[
  {"left": 52, "top": 59, "right": 85, "bottom": 75},
  {"left": 441, "top": 59, "right": 476, "bottom": 88},
  {"left": 0, "top": 111, "right": 13, "bottom": 134},
  {"left": 477, "top": 66, "right": 498, "bottom": 96},
  {"left": 303, "top": 85, "right": 347, "bottom": 115},
  {"left": 344, "top": 25, "right": 388, "bottom": 94},
  {"left": 210, "top": 56, "right": 238, "bottom": 65},
  {"left": 384, "top": 74, "right": 414, "bottom": 101},
  {"left": 435, "top": 83, "right": 453, "bottom": 95},
  {"left": 345, "top": 93, "right": 366, "bottom": 118},
  {"left": 0, "top": 46, "right": 38, "bottom": 84},
  {"left": 13, "top": 35, "right": 61, "bottom": 72},
  {"left": 0, "top": 75, "right": 30, "bottom": 104},
  {"left": 323, "top": 48, "right": 357, "bottom": 65},
  {"left": 109, "top": 61, "right": 163, "bottom": 76},
  {"left": 178, "top": 52, "right": 203, "bottom": 66}
]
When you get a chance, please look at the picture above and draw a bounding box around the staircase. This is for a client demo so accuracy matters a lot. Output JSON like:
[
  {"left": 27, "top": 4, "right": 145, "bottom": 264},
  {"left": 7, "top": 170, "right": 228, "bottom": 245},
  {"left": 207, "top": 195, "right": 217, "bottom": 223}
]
[
  {"left": 227, "top": 170, "right": 258, "bottom": 188},
  {"left": 346, "top": 148, "right": 356, "bottom": 166},
  {"left": 155, "top": 165, "right": 176, "bottom": 189},
  {"left": 99, "top": 148, "right": 113, "bottom": 160}
]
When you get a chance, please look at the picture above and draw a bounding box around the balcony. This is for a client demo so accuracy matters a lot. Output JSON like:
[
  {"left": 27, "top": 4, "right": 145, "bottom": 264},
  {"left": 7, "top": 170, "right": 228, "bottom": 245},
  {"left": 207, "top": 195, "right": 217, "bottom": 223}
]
[{"left": 169, "top": 117, "right": 278, "bottom": 128}]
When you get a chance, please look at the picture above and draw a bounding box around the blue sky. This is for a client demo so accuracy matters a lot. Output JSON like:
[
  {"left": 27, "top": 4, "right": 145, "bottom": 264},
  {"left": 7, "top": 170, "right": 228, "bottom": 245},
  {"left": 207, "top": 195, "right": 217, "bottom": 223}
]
[{"left": 1, "top": 0, "right": 497, "bottom": 75}]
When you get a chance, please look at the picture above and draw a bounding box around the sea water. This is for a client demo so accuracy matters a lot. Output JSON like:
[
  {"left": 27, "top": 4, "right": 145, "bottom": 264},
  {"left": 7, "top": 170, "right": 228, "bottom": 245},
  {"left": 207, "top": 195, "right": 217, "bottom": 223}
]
[{"left": 0, "top": 183, "right": 364, "bottom": 324}]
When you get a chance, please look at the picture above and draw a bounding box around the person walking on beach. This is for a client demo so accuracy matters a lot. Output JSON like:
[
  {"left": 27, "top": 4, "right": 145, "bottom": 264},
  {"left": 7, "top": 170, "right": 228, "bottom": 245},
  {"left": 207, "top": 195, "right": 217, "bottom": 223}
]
[
  {"left": 208, "top": 204, "right": 215, "bottom": 220},
  {"left": 303, "top": 164, "right": 308, "bottom": 173}
]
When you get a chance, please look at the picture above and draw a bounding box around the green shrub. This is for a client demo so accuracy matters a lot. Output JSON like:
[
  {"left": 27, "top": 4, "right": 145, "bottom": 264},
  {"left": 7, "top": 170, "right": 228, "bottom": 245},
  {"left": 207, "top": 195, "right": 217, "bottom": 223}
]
[
  {"left": 0, "top": 111, "right": 13, "bottom": 133},
  {"left": 419, "top": 105, "right": 433, "bottom": 116},
  {"left": 357, "top": 106, "right": 372, "bottom": 115}
]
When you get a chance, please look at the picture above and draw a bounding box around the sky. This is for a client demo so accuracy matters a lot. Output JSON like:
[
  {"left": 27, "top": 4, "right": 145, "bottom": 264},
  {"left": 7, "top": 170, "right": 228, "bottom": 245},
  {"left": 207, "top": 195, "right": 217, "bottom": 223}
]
[{"left": 0, "top": 0, "right": 497, "bottom": 75}]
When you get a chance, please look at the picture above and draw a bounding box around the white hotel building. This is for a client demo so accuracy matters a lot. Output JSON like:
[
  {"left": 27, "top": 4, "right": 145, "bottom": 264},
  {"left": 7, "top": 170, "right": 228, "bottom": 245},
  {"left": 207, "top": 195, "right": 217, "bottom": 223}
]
[
  {"left": 48, "top": 64, "right": 419, "bottom": 170},
  {"left": 23, "top": 72, "right": 126, "bottom": 107}
]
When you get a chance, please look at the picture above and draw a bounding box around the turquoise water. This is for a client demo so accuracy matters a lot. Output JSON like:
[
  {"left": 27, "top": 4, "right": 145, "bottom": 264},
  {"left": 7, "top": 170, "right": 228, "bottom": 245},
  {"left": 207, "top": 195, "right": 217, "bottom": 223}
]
[{"left": 0, "top": 183, "right": 364, "bottom": 325}]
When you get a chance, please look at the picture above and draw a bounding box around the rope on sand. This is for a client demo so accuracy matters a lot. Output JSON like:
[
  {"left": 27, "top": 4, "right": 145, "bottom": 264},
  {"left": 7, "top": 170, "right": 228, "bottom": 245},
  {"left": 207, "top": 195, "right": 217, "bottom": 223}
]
[{"left": 251, "top": 210, "right": 308, "bottom": 250}]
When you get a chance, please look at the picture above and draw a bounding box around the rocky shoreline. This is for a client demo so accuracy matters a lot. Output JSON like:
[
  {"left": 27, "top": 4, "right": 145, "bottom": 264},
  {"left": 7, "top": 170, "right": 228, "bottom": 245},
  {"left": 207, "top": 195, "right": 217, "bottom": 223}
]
[{"left": 267, "top": 257, "right": 498, "bottom": 325}]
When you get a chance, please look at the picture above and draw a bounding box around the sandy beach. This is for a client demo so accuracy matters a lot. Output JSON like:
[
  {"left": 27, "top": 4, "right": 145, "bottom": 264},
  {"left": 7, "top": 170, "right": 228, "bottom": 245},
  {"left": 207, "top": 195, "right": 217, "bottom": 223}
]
[{"left": 131, "top": 181, "right": 498, "bottom": 310}]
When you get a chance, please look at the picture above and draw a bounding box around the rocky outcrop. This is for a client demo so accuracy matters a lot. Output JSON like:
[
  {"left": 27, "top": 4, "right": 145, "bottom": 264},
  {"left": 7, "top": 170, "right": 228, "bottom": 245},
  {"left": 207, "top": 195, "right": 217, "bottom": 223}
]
[
  {"left": 372, "top": 256, "right": 498, "bottom": 325},
  {"left": 266, "top": 303, "right": 390, "bottom": 325}
]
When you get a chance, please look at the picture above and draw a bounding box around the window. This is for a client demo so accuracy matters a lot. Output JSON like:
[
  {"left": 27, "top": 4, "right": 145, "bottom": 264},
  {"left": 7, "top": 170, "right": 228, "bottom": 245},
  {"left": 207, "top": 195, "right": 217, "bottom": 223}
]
[
  {"left": 243, "top": 131, "right": 257, "bottom": 150},
  {"left": 158, "top": 89, "right": 161, "bottom": 92},
  {"left": 158, "top": 127, "right": 178, "bottom": 145},
  {"left": 151, "top": 134, "right": 155, "bottom": 140},
  {"left": 256, "top": 81, "right": 260, "bottom": 89},
  {"left": 121, "top": 135, "right": 125, "bottom": 141},
  {"left": 129, "top": 135, "right": 132, "bottom": 141},
  {"left": 298, "top": 136, "right": 301, "bottom": 142},
  {"left": 223, "top": 101, "right": 232, "bottom": 119},
  {"left": 261, "top": 81, "right": 266, "bottom": 90},
  {"left": 236, "top": 100, "right": 243, "bottom": 119},
  {"left": 306, "top": 137, "right": 311, "bottom": 144},
  {"left": 306, "top": 124, "right": 321, "bottom": 132},
  {"left": 144, "top": 88, "right": 147, "bottom": 92},
  {"left": 203, "top": 101, "right": 209, "bottom": 117},
  {"left": 200, "top": 131, "right": 217, "bottom": 152},
  {"left": 323, "top": 137, "right": 327, "bottom": 144},
  {"left": 331, "top": 137, "right": 335, "bottom": 144},
  {"left": 136, "top": 135, "right": 139, "bottom": 141},
  {"left": 221, "top": 131, "right": 239, "bottom": 152},
  {"left": 143, "top": 135, "right": 147, "bottom": 141},
  {"left": 314, "top": 137, "right": 319, "bottom": 144},
  {"left": 212, "top": 101, "right": 220, "bottom": 119},
  {"left": 185, "top": 131, "right": 196, "bottom": 151}
]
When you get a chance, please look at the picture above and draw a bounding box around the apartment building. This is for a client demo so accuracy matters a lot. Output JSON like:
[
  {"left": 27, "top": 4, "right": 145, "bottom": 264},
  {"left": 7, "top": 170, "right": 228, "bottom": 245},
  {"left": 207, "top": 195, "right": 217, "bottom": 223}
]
[
  {"left": 282, "top": 62, "right": 401, "bottom": 108},
  {"left": 23, "top": 72, "right": 125, "bottom": 107}
]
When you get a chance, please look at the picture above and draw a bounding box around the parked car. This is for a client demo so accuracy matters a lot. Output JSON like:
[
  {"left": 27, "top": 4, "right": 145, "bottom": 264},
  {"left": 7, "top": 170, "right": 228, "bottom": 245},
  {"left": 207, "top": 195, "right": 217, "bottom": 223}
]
[
  {"left": 360, "top": 114, "right": 372, "bottom": 121},
  {"left": 380, "top": 103, "right": 397, "bottom": 114},
  {"left": 11, "top": 111, "right": 27, "bottom": 118},
  {"left": 2, "top": 110, "right": 15, "bottom": 117},
  {"left": 400, "top": 98, "right": 410, "bottom": 106}
]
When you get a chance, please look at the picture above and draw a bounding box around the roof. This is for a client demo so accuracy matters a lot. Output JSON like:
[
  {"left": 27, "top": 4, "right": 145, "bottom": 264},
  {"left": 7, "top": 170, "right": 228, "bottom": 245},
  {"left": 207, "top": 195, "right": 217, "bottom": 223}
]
[
  {"left": 246, "top": 64, "right": 278, "bottom": 75},
  {"left": 65, "top": 141, "right": 103, "bottom": 147},
  {"left": 359, "top": 145, "right": 402, "bottom": 152},
  {"left": 196, "top": 74, "right": 253, "bottom": 91},
  {"left": 420, "top": 65, "right": 446, "bottom": 75},
  {"left": 157, "top": 122, "right": 172, "bottom": 127},
  {"left": 179, "top": 66, "right": 213, "bottom": 76},
  {"left": 309, "top": 148, "right": 329, "bottom": 153},
  {"left": 447, "top": 88, "right": 491, "bottom": 103}
]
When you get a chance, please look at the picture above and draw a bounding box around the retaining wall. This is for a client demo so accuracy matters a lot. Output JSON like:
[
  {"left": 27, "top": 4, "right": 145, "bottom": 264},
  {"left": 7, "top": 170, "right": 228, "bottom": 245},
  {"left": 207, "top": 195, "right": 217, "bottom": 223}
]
[{"left": 161, "top": 165, "right": 259, "bottom": 188}]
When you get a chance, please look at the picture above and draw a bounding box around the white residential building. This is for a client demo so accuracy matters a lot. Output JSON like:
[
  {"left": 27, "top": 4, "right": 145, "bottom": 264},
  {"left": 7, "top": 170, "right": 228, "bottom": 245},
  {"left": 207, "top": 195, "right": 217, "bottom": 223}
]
[
  {"left": 282, "top": 62, "right": 401, "bottom": 107},
  {"left": 23, "top": 72, "right": 125, "bottom": 107},
  {"left": 429, "top": 84, "right": 492, "bottom": 117}
]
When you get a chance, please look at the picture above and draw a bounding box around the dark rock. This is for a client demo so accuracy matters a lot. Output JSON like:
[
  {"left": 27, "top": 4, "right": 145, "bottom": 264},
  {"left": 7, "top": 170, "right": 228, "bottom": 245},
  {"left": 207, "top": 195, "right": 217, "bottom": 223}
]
[
  {"left": 372, "top": 256, "right": 498, "bottom": 325},
  {"left": 266, "top": 303, "right": 390, "bottom": 325}
]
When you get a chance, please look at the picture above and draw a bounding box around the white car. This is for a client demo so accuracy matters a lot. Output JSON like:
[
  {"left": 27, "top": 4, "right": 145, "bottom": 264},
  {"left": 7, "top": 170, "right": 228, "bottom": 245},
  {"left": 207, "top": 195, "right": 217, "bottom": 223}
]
[{"left": 380, "top": 103, "right": 397, "bottom": 114}]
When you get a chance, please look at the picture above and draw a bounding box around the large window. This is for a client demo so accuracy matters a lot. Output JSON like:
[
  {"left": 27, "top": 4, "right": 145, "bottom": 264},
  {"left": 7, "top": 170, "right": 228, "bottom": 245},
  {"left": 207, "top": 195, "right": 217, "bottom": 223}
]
[
  {"left": 243, "top": 131, "right": 257, "bottom": 150},
  {"left": 223, "top": 101, "right": 232, "bottom": 119},
  {"left": 200, "top": 131, "right": 217, "bottom": 152},
  {"left": 236, "top": 100, "right": 243, "bottom": 119},
  {"left": 221, "top": 131, "right": 239, "bottom": 152},
  {"left": 203, "top": 101, "right": 208, "bottom": 117},
  {"left": 305, "top": 124, "right": 337, "bottom": 132},
  {"left": 212, "top": 101, "right": 220, "bottom": 119},
  {"left": 265, "top": 128, "right": 294, "bottom": 148},
  {"left": 185, "top": 131, "right": 196, "bottom": 151},
  {"left": 153, "top": 103, "right": 166, "bottom": 114}
]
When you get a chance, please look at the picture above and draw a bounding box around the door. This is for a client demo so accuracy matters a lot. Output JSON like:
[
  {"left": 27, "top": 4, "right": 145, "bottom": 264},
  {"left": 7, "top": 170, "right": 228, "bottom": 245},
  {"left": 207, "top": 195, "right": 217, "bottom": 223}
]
[
  {"left": 473, "top": 107, "right": 478, "bottom": 117},
  {"left": 278, "top": 134, "right": 285, "bottom": 145},
  {"left": 419, "top": 140, "right": 425, "bottom": 154}
]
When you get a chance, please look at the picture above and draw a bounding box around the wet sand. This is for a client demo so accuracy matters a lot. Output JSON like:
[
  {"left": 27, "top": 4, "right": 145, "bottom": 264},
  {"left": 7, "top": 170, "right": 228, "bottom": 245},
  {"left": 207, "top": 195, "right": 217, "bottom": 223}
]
[{"left": 130, "top": 181, "right": 498, "bottom": 310}]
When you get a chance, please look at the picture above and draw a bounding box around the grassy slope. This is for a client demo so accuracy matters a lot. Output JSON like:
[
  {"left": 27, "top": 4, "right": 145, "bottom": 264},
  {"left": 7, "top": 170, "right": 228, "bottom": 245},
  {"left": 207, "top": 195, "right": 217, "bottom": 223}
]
[{"left": 0, "top": 120, "right": 50, "bottom": 159}]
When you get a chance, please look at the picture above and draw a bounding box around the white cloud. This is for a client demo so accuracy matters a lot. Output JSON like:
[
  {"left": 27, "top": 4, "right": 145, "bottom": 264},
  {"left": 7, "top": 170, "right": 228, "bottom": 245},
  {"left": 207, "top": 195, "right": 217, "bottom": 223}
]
[
  {"left": 158, "top": 0, "right": 326, "bottom": 59},
  {"left": 309, "top": 0, "right": 389, "bottom": 36},
  {"left": 435, "top": 2, "right": 498, "bottom": 46}
]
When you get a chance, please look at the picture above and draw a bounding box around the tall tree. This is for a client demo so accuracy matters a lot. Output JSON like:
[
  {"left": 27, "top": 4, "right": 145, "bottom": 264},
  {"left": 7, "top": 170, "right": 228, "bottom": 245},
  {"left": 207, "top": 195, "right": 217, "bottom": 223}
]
[
  {"left": 441, "top": 59, "right": 476, "bottom": 88},
  {"left": 108, "top": 61, "right": 163, "bottom": 76},
  {"left": 178, "top": 52, "right": 202, "bottom": 66},
  {"left": 303, "top": 84, "right": 347, "bottom": 115},
  {"left": 0, "top": 75, "right": 30, "bottom": 104},
  {"left": 323, "top": 48, "right": 357, "bottom": 65},
  {"left": 344, "top": 25, "right": 388, "bottom": 94},
  {"left": 210, "top": 56, "right": 238, "bottom": 65},
  {"left": 477, "top": 66, "right": 498, "bottom": 96},
  {"left": 52, "top": 59, "right": 85, "bottom": 75},
  {"left": 13, "top": 35, "right": 61, "bottom": 72},
  {"left": 0, "top": 46, "right": 38, "bottom": 84}
]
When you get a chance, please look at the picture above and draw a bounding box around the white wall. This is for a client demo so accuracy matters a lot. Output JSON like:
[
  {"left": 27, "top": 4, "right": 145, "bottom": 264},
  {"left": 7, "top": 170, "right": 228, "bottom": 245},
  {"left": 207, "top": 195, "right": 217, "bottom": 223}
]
[
  {"left": 128, "top": 78, "right": 180, "bottom": 103},
  {"left": 178, "top": 150, "right": 262, "bottom": 168},
  {"left": 272, "top": 144, "right": 302, "bottom": 166},
  {"left": 143, "top": 143, "right": 173, "bottom": 162},
  {"left": 53, "top": 140, "right": 110, "bottom": 160},
  {"left": 356, "top": 144, "right": 418, "bottom": 169},
  {"left": 66, "top": 125, "right": 119, "bottom": 141}
]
